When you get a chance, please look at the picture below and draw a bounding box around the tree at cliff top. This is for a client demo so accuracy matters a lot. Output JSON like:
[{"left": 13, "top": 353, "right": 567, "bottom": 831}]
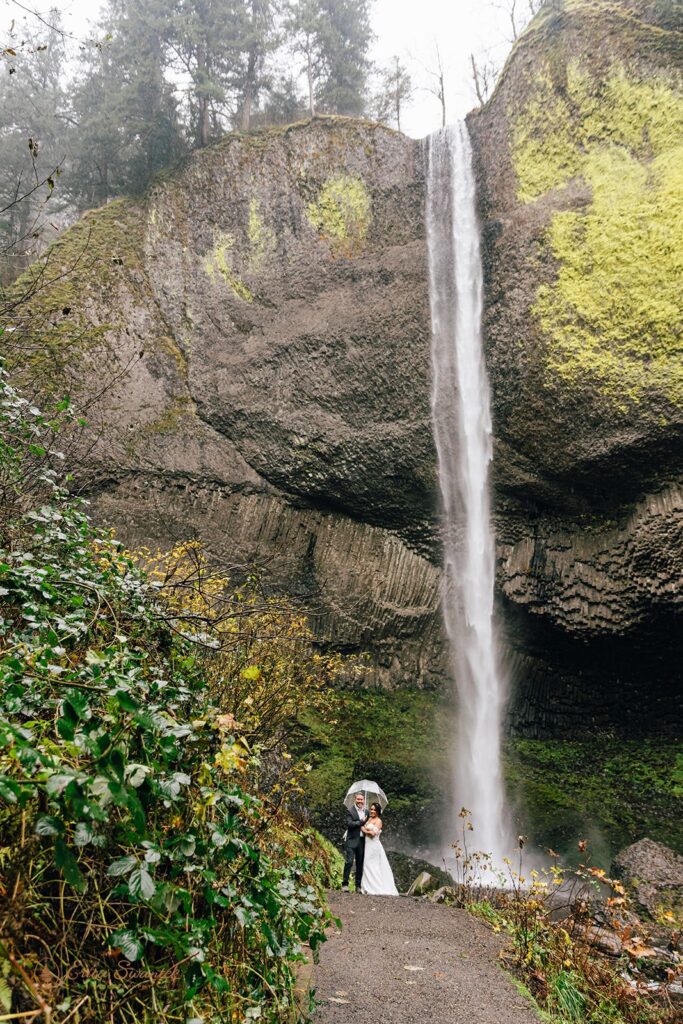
[
  {"left": 373, "top": 55, "right": 413, "bottom": 132},
  {"left": 69, "top": 0, "right": 185, "bottom": 206},
  {"left": 233, "top": 0, "right": 282, "bottom": 130},
  {"left": 0, "top": 15, "right": 68, "bottom": 280},
  {"left": 314, "top": 0, "right": 374, "bottom": 115},
  {"left": 165, "top": 0, "right": 282, "bottom": 141}
]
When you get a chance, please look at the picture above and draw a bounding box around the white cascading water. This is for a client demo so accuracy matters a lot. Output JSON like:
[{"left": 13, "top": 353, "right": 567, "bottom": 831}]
[{"left": 427, "top": 122, "right": 509, "bottom": 864}]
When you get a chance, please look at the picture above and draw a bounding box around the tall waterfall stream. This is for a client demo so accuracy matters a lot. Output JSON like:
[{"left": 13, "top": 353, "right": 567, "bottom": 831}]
[{"left": 427, "top": 122, "right": 509, "bottom": 865}]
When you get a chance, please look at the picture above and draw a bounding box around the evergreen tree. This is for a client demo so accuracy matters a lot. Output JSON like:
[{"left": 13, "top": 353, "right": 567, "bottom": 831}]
[
  {"left": 315, "top": 0, "right": 373, "bottom": 115},
  {"left": 69, "top": 0, "right": 183, "bottom": 207},
  {"left": 286, "top": 0, "right": 374, "bottom": 117},
  {"left": 258, "top": 73, "right": 308, "bottom": 125},
  {"left": 234, "top": 0, "right": 281, "bottom": 130},
  {"left": 0, "top": 15, "right": 68, "bottom": 276},
  {"left": 286, "top": 0, "right": 324, "bottom": 115},
  {"left": 167, "top": 0, "right": 241, "bottom": 145}
]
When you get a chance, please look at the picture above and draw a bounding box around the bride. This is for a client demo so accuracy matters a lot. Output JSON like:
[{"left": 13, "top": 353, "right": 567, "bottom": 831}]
[{"left": 360, "top": 803, "right": 399, "bottom": 896}]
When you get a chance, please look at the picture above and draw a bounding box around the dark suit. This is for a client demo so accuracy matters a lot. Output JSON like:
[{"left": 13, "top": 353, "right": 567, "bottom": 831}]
[{"left": 343, "top": 805, "right": 366, "bottom": 888}]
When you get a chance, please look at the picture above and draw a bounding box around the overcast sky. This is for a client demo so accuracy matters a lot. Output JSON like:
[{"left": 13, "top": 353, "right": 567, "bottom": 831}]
[{"left": 5, "top": 0, "right": 523, "bottom": 137}]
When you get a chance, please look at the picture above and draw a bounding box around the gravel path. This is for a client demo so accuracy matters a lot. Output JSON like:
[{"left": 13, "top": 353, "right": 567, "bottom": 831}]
[{"left": 313, "top": 892, "right": 541, "bottom": 1024}]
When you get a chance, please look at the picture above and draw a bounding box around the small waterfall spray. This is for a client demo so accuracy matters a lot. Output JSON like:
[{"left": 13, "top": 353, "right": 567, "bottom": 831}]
[{"left": 427, "top": 122, "right": 509, "bottom": 864}]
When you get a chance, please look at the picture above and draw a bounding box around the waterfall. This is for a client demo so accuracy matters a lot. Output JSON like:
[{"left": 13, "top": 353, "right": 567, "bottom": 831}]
[{"left": 427, "top": 122, "right": 509, "bottom": 864}]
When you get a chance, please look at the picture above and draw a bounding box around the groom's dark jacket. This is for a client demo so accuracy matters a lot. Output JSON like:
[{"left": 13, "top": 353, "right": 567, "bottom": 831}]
[{"left": 345, "top": 806, "right": 366, "bottom": 849}]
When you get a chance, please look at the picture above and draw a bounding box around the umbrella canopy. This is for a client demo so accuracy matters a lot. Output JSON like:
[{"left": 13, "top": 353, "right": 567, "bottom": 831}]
[{"left": 344, "top": 779, "right": 388, "bottom": 810}]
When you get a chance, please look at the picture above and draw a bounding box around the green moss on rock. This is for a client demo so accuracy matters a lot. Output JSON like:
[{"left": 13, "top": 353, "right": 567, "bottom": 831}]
[
  {"left": 511, "top": 61, "right": 683, "bottom": 412},
  {"left": 537, "top": 144, "right": 682, "bottom": 410},
  {"left": 203, "top": 198, "right": 277, "bottom": 299},
  {"left": 296, "top": 687, "right": 452, "bottom": 848},
  {"left": 204, "top": 231, "right": 254, "bottom": 302},
  {"left": 3, "top": 199, "right": 146, "bottom": 383},
  {"left": 306, "top": 174, "right": 372, "bottom": 256},
  {"left": 505, "top": 737, "right": 683, "bottom": 864},
  {"left": 246, "top": 197, "right": 276, "bottom": 269}
]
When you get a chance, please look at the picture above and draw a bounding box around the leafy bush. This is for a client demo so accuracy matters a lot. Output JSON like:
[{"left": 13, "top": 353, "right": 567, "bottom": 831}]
[{"left": 0, "top": 366, "right": 337, "bottom": 1023}]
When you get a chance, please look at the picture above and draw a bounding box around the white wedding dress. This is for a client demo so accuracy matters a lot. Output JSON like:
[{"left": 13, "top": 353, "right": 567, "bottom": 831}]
[{"left": 360, "top": 824, "right": 399, "bottom": 896}]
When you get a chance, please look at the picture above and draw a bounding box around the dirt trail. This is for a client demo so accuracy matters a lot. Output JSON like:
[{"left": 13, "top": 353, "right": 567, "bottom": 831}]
[{"left": 313, "top": 892, "right": 541, "bottom": 1024}]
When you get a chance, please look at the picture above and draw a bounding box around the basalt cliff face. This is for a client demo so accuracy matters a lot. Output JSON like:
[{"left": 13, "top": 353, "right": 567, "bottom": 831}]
[
  {"left": 9, "top": 0, "right": 682, "bottom": 736},
  {"left": 470, "top": 0, "right": 682, "bottom": 732},
  {"left": 13, "top": 119, "right": 442, "bottom": 691}
]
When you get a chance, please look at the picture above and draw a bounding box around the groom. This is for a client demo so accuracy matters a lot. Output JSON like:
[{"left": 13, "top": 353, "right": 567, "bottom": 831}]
[{"left": 342, "top": 792, "right": 367, "bottom": 891}]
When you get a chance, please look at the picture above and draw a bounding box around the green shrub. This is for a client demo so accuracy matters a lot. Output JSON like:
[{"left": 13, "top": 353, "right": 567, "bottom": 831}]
[{"left": 0, "top": 365, "right": 333, "bottom": 1023}]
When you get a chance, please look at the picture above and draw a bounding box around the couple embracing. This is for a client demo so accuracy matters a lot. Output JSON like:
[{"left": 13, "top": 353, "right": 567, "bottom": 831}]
[{"left": 342, "top": 791, "right": 398, "bottom": 896}]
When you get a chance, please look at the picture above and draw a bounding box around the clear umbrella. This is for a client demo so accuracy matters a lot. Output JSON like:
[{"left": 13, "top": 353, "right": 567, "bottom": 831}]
[{"left": 344, "top": 779, "right": 388, "bottom": 810}]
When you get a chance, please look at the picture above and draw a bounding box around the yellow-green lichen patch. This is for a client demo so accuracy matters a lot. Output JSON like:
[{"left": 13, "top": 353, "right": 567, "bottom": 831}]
[
  {"left": 246, "top": 198, "right": 276, "bottom": 270},
  {"left": 513, "top": 63, "right": 683, "bottom": 202},
  {"left": 511, "top": 61, "right": 683, "bottom": 412},
  {"left": 139, "top": 396, "right": 194, "bottom": 436},
  {"left": 512, "top": 67, "right": 580, "bottom": 201},
  {"left": 536, "top": 144, "right": 683, "bottom": 410},
  {"left": 203, "top": 231, "right": 254, "bottom": 303},
  {"left": 306, "top": 174, "right": 372, "bottom": 256},
  {"left": 158, "top": 333, "right": 188, "bottom": 378}
]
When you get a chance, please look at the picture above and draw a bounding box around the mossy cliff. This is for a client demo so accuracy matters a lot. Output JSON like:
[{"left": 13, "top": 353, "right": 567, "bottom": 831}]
[
  {"left": 5, "top": 118, "right": 441, "bottom": 697},
  {"left": 468, "top": 0, "right": 683, "bottom": 730},
  {"left": 4, "top": 3, "right": 681, "bottom": 855}
]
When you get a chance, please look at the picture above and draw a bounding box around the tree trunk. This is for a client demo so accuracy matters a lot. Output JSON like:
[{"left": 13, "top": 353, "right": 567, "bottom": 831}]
[
  {"left": 241, "top": 46, "right": 258, "bottom": 130},
  {"left": 307, "top": 48, "right": 315, "bottom": 116},
  {"left": 241, "top": 88, "right": 253, "bottom": 131},
  {"left": 196, "top": 44, "right": 210, "bottom": 147},
  {"left": 510, "top": 0, "right": 519, "bottom": 40},
  {"left": 199, "top": 96, "right": 210, "bottom": 147},
  {"left": 470, "top": 54, "right": 485, "bottom": 107}
]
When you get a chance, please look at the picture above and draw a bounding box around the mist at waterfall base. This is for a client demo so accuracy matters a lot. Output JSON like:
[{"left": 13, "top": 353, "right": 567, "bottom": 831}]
[{"left": 427, "top": 122, "right": 514, "bottom": 877}]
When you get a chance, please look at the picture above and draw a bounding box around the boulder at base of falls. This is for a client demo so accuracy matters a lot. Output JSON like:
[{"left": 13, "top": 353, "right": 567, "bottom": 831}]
[
  {"left": 386, "top": 851, "right": 454, "bottom": 895},
  {"left": 406, "top": 871, "right": 436, "bottom": 897},
  {"left": 429, "top": 886, "right": 458, "bottom": 905},
  {"left": 612, "top": 838, "right": 683, "bottom": 923}
]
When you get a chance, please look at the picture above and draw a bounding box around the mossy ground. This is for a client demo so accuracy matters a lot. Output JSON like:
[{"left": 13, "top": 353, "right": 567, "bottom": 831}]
[{"left": 505, "top": 736, "right": 683, "bottom": 863}]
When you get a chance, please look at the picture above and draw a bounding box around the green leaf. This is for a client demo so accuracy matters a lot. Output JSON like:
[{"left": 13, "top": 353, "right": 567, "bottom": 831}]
[
  {"left": 46, "top": 772, "right": 76, "bottom": 796},
  {"left": 57, "top": 697, "right": 84, "bottom": 739},
  {"left": 55, "top": 837, "right": 85, "bottom": 891},
  {"left": 114, "top": 689, "right": 139, "bottom": 712},
  {"left": 125, "top": 763, "right": 150, "bottom": 788},
  {"left": 35, "top": 814, "right": 63, "bottom": 836},
  {"left": 108, "top": 749, "right": 125, "bottom": 782},
  {"left": 110, "top": 929, "right": 144, "bottom": 963},
  {"left": 73, "top": 822, "right": 94, "bottom": 847},
  {"left": 0, "top": 775, "right": 20, "bottom": 804},
  {"left": 179, "top": 834, "right": 196, "bottom": 857},
  {"left": 64, "top": 688, "right": 89, "bottom": 716},
  {"left": 107, "top": 855, "right": 137, "bottom": 877},
  {"left": 128, "top": 867, "right": 156, "bottom": 900},
  {"left": 0, "top": 975, "right": 11, "bottom": 1014}
]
